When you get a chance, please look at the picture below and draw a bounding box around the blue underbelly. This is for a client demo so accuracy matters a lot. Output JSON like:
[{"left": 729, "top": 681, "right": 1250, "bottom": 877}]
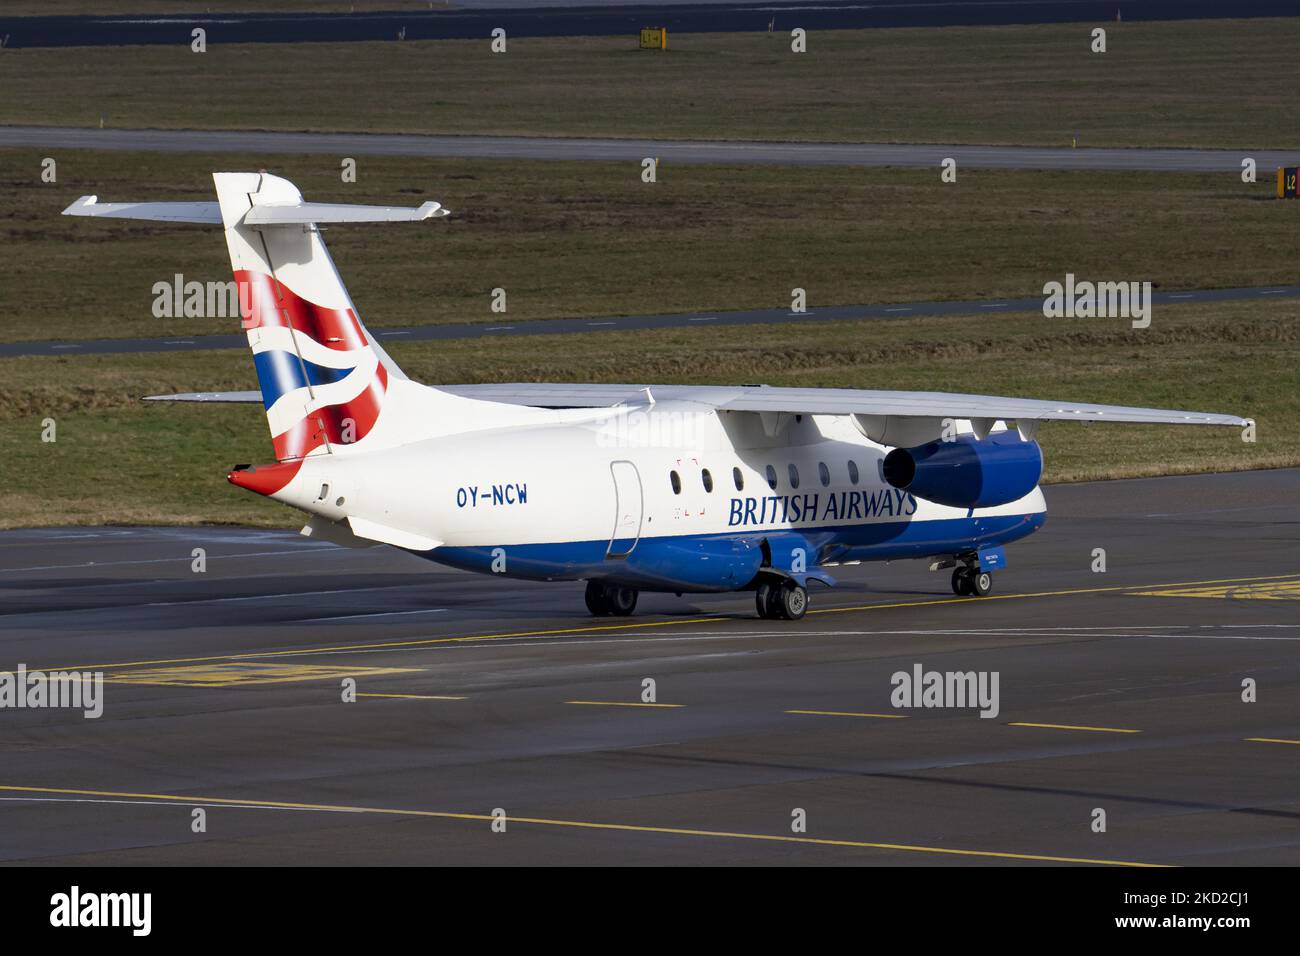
[{"left": 424, "top": 512, "right": 1045, "bottom": 592}]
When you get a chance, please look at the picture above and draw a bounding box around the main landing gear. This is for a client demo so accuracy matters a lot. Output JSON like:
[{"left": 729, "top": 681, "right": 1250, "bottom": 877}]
[
  {"left": 585, "top": 580, "right": 638, "bottom": 617},
  {"left": 755, "top": 578, "right": 808, "bottom": 621},
  {"left": 951, "top": 564, "right": 994, "bottom": 597}
]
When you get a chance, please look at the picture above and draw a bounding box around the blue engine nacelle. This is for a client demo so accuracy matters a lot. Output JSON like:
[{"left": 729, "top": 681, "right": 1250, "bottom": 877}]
[{"left": 882, "top": 431, "right": 1043, "bottom": 509}]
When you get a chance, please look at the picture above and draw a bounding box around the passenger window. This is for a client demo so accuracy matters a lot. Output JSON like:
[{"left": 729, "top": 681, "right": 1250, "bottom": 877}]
[
  {"left": 818, "top": 462, "right": 830, "bottom": 487},
  {"left": 765, "top": 464, "right": 778, "bottom": 490},
  {"left": 702, "top": 468, "right": 714, "bottom": 493},
  {"left": 733, "top": 466, "right": 744, "bottom": 491},
  {"left": 670, "top": 470, "right": 681, "bottom": 495},
  {"left": 848, "top": 460, "right": 860, "bottom": 485},
  {"left": 788, "top": 464, "right": 800, "bottom": 489}
]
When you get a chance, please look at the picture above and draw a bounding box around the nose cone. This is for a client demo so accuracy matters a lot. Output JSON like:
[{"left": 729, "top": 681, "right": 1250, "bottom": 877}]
[{"left": 227, "top": 460, "right": 303, "bottom": 497}]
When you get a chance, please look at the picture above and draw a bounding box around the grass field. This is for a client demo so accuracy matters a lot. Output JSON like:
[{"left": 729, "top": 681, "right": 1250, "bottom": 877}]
[
  {"left": 1, "top": 149, "right": 1292, "bottom": 343},
  {"left": 2, "top": 20, "right": 1299, "bottom": 148},
  {"left": 2, "top": 298, "right": 1293, "bottom": 528}
]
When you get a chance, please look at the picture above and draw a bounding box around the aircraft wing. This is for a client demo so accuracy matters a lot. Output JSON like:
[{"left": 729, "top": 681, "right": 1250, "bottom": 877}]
[
  {"left": 429, "top": 383, "right": 1249, "bottom": 427},
  {"left": 144, "top": 383, "right": 1247, "bottom": 427}
]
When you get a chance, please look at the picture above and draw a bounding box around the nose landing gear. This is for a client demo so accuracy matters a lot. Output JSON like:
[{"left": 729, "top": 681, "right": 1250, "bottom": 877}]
[{"left": 584, "top": 580, "right": 639, "bottom": 617}]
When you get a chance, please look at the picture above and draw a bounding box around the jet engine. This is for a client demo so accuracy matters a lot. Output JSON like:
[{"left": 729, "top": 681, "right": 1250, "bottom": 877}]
[{"left": 882, "top": 431, "right": 1043, "bottom": 509}]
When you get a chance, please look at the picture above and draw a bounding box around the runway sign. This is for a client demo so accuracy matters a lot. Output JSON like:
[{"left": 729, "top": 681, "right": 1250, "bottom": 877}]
[
  {"left": 1278, "top": 167, "right": 1298, "bottom": 199},
  {"left": 639, "top": 27, "right": 667, "bottom": 50}
]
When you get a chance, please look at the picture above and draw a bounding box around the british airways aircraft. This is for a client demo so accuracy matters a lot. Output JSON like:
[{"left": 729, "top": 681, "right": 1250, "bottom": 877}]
[{"left": 64, "top": 173, "right": 1248, "bottom": 620}]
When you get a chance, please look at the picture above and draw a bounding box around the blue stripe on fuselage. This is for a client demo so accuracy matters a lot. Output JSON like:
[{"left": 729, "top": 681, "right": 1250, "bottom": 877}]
[{"left": 423, "top": 511, "right": 1046, "bottom": 593}]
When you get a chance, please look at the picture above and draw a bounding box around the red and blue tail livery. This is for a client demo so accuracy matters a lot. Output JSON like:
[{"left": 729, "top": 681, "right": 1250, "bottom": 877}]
[{"left": 238, "top": 269, "right": 389, "bottom": 460}]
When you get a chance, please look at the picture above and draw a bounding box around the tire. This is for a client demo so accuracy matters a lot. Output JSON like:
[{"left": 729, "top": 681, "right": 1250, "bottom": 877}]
[
  {"left": 951, "top": 568, "right": 973, "bottom": 596},
  {"left": 607, "top": 586, "right": 638, "bottom": 616},
  {"left": 755, "top": 581, "right": 774, "bottom": 619},
  {"left": 779, "top": 582, "right": 808, "bottom": 621},
  {"left": 584, "top": 581, "right": 610, "bottom": 616},
  {"left": 970, "top": 571, "right": 993, "bottom": 597},
  {"left": 766, "top": 582, "right": 786, "bottom": 618}
]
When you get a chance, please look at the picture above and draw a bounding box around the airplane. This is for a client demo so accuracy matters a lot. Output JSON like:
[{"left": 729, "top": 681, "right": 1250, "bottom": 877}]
[{"left": 63, "top": 173, "right": 1249, "bottom": 621}]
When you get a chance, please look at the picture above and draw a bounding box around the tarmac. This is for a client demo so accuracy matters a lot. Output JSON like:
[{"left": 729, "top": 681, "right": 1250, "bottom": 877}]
[{"left": 0, "top": 468, "right": 1296, "bottom": 865}]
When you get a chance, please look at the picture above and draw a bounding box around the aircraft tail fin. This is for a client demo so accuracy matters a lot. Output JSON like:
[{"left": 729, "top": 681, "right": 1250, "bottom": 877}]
[
  {"left": 66, "top": 173, "right": 451, "bottom": 463},
  {"left": 213, "top": 172, "right": 437, "bottom": 461}
]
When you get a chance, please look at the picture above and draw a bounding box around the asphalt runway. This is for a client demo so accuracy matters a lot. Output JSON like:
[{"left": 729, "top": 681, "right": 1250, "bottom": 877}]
[
  {"left": 1, "top": 468, "right": 1297, "bottom": 865},
  {"left": 4, "top": 125, "right": 1294, "bottom": 173},
  {"left": 4, "top": 1, "right": 1294, "bottom": 48},
  {"left": 5, "top": 284, "right": 1298, "bottom": 359}
]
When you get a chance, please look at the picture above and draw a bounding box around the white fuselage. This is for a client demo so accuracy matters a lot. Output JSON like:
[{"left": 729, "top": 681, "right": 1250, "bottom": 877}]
[{"left": 270, "top": 398, "right": 1046, "bottom": 591}]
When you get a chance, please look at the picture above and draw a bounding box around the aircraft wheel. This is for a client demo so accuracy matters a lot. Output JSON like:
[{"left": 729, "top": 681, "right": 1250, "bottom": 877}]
[
  {"left": 584, "top": 581, "right": 611, "bottom": 616},
  {"left": 951, "top": 568, "right": 973, "bottom": 596},
  {"left": 970, "top": 571, "right": 993, "bottom": 597},
  {"left": 607, "top": 586, "right": 638, "bottom": 617},
  {"left": 778, "top": 582, "right": 808, "bottom": 621},
  {"left": 755, "top": 581, "right": 774, "bottom": 619}
]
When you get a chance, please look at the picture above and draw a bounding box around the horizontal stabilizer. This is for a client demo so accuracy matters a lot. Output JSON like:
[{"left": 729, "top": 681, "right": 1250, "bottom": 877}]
[
  {"left": 63, "top": 195, "right": 447, "bottom": 227},
  {"left": 145, "top": 391, "right": 262, "bottom": 403},
  {"left": 242, "top": 200, "right": 447, "bottom": 225},
  {"left": 62, "top": 196, "right": 222, "bottom": 224}
]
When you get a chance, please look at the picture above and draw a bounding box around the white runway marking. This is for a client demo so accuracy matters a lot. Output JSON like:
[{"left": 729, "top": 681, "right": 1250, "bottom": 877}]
[
  {"left": 0, "top": 796, "right": 361, "bottom": 815},
  {"left": 142, "top": 586, "right": 408, "bottom": 608},
  {"left": 310, "top": 609, "right": 448, "bottom": 622},
  {"left": 0, "top": 548, "right": 329, "bottom": 574}
]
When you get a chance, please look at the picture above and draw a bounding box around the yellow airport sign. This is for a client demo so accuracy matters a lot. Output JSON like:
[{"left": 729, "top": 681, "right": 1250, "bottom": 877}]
[{"left": 639, "top": 27, "right": 667, "bottom": 50}]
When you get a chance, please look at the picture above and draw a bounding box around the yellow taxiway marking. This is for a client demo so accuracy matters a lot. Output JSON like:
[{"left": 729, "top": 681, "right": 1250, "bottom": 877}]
[
  {"left": 1009, "top": 722, "right": 1142, "bottom": 735},
  {"left": 48, "top": 615, "right": 728, "bottom": 672},
  {"left": 43, "top": 570, "right": 1300, "bottom": 675},
  {"left": 357, "top": 693, "right": 466, "bottom": 701},
  {"left": 1245, "top": 737, "right": 1300, "bottom": 746},
  {"left": 808, "top": 571, "right": 1300, "bottom": 617},
  {"left": 787, "top": 709, "right": 906, "bottom": 719},
  {"left": 0, "top": 784, "right": 1167, "bottom": 867},
  {"left": 1131, "top": 576, "right": 1300, "bottom": 601},
  {"left": 103, "top": 662, "right": 421, "bottom": 688},
  {"left": 565, "top": 700, "right": 684, "bottom": 708}
]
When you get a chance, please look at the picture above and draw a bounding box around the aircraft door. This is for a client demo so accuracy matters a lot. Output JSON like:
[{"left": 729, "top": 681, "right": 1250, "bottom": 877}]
[{"left": 607, "top": 460, "right": 643, "bottom": 559}]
